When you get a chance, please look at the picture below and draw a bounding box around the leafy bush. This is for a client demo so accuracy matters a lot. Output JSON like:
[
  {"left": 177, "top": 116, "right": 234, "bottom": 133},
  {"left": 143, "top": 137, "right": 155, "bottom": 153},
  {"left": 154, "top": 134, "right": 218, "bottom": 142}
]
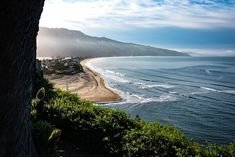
[
  {"left": 193, "top": 143, "right": 235, "bottom": 157},
  {"left": 33, "top": 73, "right": 55, "bottom": 101},
  {"left": 32, "top": 121, "right": 61, "bottom": 157},
  {"left": 122, "top": 123, "right": 191, "bottom": 157},
  {"left": 42, "top": 91, "right": 137, "bottom": 155}
]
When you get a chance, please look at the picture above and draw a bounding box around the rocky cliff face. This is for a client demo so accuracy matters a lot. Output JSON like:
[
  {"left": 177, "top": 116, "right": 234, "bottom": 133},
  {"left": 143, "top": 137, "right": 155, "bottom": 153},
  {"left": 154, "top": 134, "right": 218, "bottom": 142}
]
[{"left": 0, "top": 1, "right": 45, "bottom": 156}]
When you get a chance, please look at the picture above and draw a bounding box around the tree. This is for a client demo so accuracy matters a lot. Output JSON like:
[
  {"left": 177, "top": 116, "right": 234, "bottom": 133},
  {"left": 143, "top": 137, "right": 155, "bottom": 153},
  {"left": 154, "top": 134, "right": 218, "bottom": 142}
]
[{"left": 0, "top": 1, "right": 45, "bottom": 156}]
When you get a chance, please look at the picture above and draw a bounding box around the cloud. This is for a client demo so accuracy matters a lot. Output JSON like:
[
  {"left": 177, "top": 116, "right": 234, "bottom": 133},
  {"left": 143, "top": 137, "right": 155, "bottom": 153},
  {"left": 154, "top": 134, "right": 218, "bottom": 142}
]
[{"left": 39, "top": 0, "right": 235, "bottom": 30}]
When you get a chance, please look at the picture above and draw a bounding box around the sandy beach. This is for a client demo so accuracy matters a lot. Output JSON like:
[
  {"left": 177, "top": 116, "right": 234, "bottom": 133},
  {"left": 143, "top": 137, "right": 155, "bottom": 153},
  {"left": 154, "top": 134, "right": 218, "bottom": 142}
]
[{"left": 45, "top": 59, "right": 122, "bottom": 103}]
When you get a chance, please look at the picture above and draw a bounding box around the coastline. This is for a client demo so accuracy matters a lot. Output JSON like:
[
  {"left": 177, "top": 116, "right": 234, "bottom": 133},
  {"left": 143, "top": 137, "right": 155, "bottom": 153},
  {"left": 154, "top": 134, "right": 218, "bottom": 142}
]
[{"left": 45, "top": 58, "right": 122, "bottom": 103}]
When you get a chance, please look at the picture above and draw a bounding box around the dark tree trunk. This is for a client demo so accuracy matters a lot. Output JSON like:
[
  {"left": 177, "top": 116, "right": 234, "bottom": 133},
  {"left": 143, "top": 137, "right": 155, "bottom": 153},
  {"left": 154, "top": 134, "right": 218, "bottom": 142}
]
[{"left": 0, "top": 1, "right": 45, "bottom": 157}]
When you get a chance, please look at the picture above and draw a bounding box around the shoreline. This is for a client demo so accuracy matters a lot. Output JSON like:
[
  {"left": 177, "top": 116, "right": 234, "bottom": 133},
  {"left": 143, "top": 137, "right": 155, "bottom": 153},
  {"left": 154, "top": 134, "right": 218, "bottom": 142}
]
[{"left": 45, "top": 58, "right": 122, "bottom": 103}]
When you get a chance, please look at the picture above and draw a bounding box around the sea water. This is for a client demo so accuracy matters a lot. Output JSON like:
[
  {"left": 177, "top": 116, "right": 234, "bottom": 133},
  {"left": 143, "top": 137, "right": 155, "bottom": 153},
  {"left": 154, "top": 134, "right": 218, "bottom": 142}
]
[{"left": 86, "top": 56, "right": 235, "bottom": 144}]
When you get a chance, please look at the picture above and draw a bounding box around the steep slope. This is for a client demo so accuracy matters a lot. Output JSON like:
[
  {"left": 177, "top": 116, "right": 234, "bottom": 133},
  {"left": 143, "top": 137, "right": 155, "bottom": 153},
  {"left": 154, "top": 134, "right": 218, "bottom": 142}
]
[{"left": 37, "top": 27, "right": 188, "bottom": 57}]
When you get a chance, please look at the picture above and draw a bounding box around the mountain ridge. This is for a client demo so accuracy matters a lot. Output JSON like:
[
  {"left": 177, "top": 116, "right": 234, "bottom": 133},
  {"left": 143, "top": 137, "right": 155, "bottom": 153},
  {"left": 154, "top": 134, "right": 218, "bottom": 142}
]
[{"left": 37, "top": 27, "right": 189, "bottom": 57}]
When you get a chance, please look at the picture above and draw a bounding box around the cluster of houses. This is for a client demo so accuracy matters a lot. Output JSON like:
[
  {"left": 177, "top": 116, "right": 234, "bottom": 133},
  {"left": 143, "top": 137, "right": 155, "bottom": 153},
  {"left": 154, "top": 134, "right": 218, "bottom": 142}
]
[{"left": 40, "top": 57, "right": 84, "bottom": 75}]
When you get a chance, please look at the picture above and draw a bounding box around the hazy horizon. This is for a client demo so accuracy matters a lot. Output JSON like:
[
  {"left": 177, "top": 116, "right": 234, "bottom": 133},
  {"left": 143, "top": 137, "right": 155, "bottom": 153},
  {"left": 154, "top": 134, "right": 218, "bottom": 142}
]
[{"left": 39, "top": 0, "right": 235, "bottom": 56}]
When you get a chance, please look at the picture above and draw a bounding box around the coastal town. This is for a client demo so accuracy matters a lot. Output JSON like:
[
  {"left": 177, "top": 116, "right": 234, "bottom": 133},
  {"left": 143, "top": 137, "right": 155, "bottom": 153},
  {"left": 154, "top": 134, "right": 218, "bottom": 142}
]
[{"left": 40, "top": 57, "right": 84, "bottom": 75}]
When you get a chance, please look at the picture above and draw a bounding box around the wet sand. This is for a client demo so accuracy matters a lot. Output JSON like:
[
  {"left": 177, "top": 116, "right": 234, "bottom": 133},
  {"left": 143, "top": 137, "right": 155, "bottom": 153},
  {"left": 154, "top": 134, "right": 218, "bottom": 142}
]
[{"left": 45, "top": 59, "right": 122, "bottom": 103}]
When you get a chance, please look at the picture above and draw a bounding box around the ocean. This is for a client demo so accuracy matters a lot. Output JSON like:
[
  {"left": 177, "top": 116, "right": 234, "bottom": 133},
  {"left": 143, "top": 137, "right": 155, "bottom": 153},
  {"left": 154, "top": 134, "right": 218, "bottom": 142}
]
[{"left": 86, "top": 56, "right": 235, "bottom": 144}]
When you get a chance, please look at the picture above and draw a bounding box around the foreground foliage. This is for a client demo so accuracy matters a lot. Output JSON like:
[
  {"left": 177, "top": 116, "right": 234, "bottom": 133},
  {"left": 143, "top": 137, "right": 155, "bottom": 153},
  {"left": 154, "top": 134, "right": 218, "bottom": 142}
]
[
  {"left": 32, "top": 121, "right": 60, "bottom": 157},
  {"left": 32, "top": 77, "right": 235, "bottom": 157}
]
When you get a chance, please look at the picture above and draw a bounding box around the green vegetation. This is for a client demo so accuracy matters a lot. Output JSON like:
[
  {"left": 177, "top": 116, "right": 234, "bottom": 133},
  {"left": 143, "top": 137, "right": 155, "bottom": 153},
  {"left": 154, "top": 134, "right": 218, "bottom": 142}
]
[
  {"left": 32, "top": 121, "right": 60, "bottom": 157},
  {"left": 32, "top": 77, "right": 235, "bottom": 157}
]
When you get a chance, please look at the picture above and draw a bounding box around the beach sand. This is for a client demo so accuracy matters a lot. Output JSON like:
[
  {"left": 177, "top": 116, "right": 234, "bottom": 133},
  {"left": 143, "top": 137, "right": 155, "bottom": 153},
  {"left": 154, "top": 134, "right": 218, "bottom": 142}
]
[{"left": 45, "top": 59, "right": 122, "bottom": 103}]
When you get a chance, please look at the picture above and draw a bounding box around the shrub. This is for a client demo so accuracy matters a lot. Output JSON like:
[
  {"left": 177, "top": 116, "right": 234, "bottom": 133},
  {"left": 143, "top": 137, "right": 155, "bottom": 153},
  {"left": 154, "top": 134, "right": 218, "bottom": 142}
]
[
  {"left": 33, "top": 74, "right": 55, "bottom": 102},
  {"left": 194, "top": 142, "right": 235, "bottom": 157},
  {"left": 32, "top": 121, "right": 60, "bottom": 157},
  {"left": 42, "top": 92, "right": 137, "bottom": 155}
]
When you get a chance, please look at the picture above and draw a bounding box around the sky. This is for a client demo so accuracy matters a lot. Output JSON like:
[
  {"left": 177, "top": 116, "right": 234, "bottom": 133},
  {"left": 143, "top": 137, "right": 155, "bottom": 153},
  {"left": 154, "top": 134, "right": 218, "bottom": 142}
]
[{"left": 39, "top": 0, "right": 235, "bottom": 56}]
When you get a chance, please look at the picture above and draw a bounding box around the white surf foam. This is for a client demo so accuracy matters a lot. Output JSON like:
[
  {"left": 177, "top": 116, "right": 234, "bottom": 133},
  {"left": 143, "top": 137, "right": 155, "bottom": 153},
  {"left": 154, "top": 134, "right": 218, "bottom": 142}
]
[
  {"left": 200, "top": 86, "right": 218, "bottom": 92},
  {"left": 140, "top": 95, "right": 177, "bottom": 104},
  {"left": 134, "top": 82, "right": 174, "bottom": 89},
  {"left": 105, "top": 70, "right": 125, "bottom": 77},
  {"left": 200, "top": 87, "right": 235, "bottom": 95},
  {"left": 104, "top": 74, "right": 129, "bottom": 83},
  {"left": 222, "top": 90, "right": 235, "bottom": 95},
  {"left": 143, "top": 84, "right": 175, "bottom": 89}
]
